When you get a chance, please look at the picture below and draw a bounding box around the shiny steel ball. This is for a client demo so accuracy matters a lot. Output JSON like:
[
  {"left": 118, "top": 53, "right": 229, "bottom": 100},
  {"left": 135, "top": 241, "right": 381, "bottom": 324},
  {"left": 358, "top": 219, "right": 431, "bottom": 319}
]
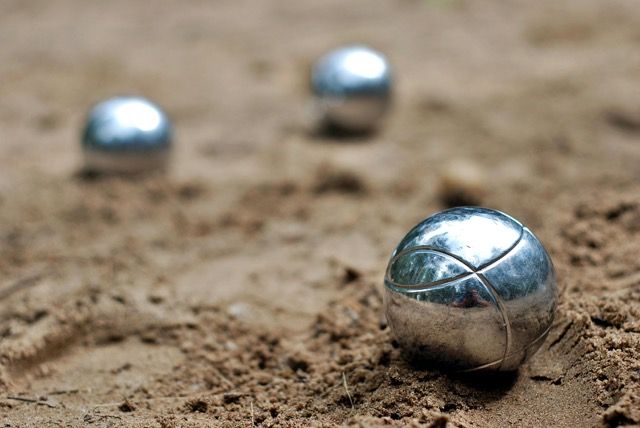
[
  {"left": 82, "top": 96, "right": 172, "bottom": 174},
  {"left": 311, "top": 45, "right": 392, "bottom": 132},
  {"left": 384, "top": 207, "right": 557, "bottom": 371}
]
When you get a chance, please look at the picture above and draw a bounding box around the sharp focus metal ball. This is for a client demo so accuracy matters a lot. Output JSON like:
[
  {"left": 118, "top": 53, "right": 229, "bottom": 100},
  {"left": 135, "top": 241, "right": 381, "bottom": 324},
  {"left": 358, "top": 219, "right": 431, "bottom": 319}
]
[
  {"left": 82, "top": 96, "right": 172, "bottom": 174},
  {"left": 311, "top": 45, "right": 392, "bottom": 132},
  {"left": 384, "top": 207, "right": 557, "bottom": 371}
]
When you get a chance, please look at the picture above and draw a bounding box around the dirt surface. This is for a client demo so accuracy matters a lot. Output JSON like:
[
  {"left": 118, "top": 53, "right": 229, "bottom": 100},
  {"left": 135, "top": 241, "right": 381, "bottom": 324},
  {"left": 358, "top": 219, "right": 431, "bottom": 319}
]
[{"left": 1, "top": 0, "right": 640, "bottom": 426}]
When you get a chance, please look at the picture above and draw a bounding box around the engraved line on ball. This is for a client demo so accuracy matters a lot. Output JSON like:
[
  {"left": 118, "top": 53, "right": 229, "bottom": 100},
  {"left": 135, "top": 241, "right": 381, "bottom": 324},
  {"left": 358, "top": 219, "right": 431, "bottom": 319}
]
[
  {"left": 459, "top": 322, "right": 553, "bottom": 373},
  {"left": 475, "top": 225, "right": 524, "bottom": 271},
  {"left": 475, "top": 273, "right": 513, "bottom": 371},
  {"left": 384, "top": 234, "right": 527, "bottom": 371},
  {"left": 385, "top": 226, "right": 524, "bottom": 292},
  {"left": 385, "top": 247, "right": 473, "bottom": 291},
  {"left": 385, "top": 260, "right": 513, "bottom": 372}
]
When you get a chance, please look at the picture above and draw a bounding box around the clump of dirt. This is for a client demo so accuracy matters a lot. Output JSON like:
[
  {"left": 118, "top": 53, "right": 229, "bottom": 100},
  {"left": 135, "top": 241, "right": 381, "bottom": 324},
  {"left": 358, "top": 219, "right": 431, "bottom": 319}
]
[
  {"left": 437, "top": 159, "right": 488, "bottom": 207},
  {"left": 312, "top": 164, "right": 368, "bottom": 196}
]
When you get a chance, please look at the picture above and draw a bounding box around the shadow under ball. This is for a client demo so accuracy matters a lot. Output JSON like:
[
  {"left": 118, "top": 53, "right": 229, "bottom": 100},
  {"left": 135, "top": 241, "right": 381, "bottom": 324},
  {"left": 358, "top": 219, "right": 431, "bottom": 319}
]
[
  {"left": 311, "top": 45, "right": 392, "bottom": 133},
  {"left": 384, "top": 207, "right": 557, "bottom": 372},
  {"left": 82, "top": 96, "right": 172, "bottom": 174}
]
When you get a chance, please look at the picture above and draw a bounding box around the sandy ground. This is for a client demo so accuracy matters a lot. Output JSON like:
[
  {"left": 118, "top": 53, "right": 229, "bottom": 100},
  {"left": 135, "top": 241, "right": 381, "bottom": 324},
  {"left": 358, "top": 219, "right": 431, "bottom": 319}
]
[{"left": 1, "top": 0, "right": 640, "bottom": 426}]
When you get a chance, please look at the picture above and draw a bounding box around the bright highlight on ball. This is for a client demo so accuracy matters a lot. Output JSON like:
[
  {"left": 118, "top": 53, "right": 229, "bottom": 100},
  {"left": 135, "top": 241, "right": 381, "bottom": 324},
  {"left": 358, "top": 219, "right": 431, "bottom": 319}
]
[
  {"left": 311, "top": 45, "right": 392, "bottom": 133},
  {"left": 82, "top": 96, "right": 173, "bottom": 174},
  {"left": 384, "top": 207, "right": 557, "bottom": 371}
]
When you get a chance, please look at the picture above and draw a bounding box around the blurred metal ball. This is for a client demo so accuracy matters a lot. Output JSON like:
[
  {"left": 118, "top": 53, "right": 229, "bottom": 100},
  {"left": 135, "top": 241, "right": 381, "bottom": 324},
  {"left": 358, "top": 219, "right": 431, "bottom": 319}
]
[
  {"left": 384, "top": 207, "right": 557, "bottom": 371},
  {"left": 311, "top": 45, "right": 392, "bottom": 132},
  {"left": 82, "top": 96, "right": 172, "bottom": 174}
]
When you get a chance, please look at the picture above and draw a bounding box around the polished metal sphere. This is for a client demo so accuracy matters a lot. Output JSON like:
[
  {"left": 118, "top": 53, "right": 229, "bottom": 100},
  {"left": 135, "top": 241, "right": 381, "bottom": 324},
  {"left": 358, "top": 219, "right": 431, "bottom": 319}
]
[
  {"left": 384, "top": 207, "right": 557, "bottom": 371},
  {"left": 82, "top": 96, "right": 172, "bottom": 174},
  {"left": 311, "top": 45, "right": 392, "bottom": 132}
]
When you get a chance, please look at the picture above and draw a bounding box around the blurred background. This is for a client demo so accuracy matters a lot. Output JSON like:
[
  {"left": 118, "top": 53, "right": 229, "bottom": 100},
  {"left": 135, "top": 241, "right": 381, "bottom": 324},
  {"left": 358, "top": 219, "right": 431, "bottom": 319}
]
[{"left": 1, "top": 1, "right": 639, "bottom": 426}]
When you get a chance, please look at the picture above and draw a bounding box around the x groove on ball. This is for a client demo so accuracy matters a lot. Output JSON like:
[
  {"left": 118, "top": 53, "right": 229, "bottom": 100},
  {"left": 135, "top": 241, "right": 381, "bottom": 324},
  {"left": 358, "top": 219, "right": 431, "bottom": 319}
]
[{"left": 384, "top": 207, "right": 557, "bottom": 371}]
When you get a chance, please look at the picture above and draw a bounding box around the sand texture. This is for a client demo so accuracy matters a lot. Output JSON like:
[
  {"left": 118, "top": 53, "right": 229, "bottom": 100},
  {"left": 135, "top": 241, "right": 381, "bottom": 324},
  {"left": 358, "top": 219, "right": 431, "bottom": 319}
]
[{"left": 1, "top": 0, "right": 640, "bottom": 426}]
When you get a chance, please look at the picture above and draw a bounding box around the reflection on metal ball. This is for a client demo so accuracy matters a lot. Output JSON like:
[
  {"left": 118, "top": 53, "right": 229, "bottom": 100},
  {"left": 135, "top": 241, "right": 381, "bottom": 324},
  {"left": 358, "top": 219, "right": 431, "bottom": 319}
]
[
  {"left": 384, "top": 207, "right": 557, "bottom": 371},
  {"left": 82, "top": 96, "right": 172, "bottom": 174},
  {"left": 311, "top": 45, "right": 392, "bottom": 133}
]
